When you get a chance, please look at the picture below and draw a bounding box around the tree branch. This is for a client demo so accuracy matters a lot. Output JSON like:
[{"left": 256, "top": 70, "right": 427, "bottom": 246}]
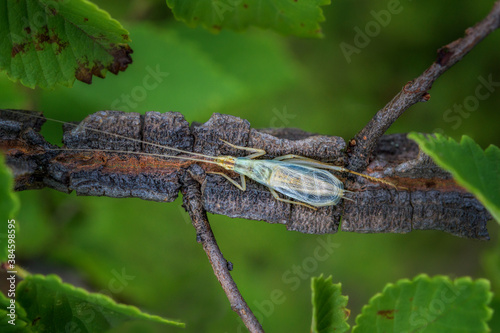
[
  {"left": 347, "top": 0, "right": 500, "bottom": 172},
  {"left": 180, "top": 167, "right": 264, "bottom": 333},
  {"left": 0, "top": 109, "right": 491, "bottom": 240}
]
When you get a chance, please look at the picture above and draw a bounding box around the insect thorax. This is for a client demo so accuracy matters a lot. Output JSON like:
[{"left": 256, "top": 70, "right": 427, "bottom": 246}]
[{"left": 233, "top": 159, "right": 274, "bottom": 185}]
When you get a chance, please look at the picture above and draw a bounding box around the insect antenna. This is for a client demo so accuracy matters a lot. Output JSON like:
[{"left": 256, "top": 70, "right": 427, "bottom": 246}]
[
  {"left": 45, "top": 148, "right": 221, "bottom": 166},
  {"left": 2, "top": 109, "right": 220, "bottom": 162},
  {"left": 341, "top": 169, "right": 399, "bottom": 189}
]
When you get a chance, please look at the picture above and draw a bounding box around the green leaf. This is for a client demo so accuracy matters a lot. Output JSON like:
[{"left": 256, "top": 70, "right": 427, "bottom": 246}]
[
  {"left": 489, "top": 298, "right": 500, "bottom": 333},
  {"left": 166, "top": 0, "right": 331, "bottom": 38},
  {"left": 0, "top": 0, "right": 132, "bottom": 89},
  {"left": 408, "top": 133, "right": 500, "bottom": 223},
  {"left": 311, "top": 274, "right": 350, "bottom": 333},
  {"left": 352, "top": 274, "right": 493, "bottom": 333},
  {"left": 14, "top": 274, "right": 184, "bottom": 332},
  {"left": 0, "top": 290, "right": 29, "bottom": 332},
  {"left": 0, "top": 153, "right": 19, "bottom": 263}
]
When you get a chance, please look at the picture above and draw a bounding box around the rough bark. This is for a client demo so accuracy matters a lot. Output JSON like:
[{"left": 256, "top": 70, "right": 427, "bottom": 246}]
[{"left": 0, "top": 109, "right": 491, "bottom": 240}]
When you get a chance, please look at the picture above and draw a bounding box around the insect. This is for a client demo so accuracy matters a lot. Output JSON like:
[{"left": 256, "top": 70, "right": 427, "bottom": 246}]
[{"left": 1, "top": 109, "right": 395, "bottom": 210}]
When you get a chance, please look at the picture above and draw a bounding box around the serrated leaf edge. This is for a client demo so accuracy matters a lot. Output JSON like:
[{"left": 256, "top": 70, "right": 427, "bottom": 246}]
[
  {"left": 20, "top": 274, "right": 185, "bottom": 328},
  {"left": 353, "top": 274, "right": 493, "bottom": 332},
  {"left": 2, "top": 0, "right": 131, "bottom": 89}
]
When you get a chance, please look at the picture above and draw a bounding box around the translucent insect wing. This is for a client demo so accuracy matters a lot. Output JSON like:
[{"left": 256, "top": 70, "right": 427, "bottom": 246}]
[{"left": 268, "top": 162, "right": 344, "bottom": 207}]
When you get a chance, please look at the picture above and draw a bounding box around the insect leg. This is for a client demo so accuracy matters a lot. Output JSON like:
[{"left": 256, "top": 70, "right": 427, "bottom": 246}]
[
  {"left": 207, "top": 172, "right": 246, "bottom": 191},
  {"left": 268, "top": 188, "right": 317, "bottom": 210},
  {"left": 273, "top": 154, "right": 317, "bottom": 161},
  {"left": 274, "top": 154, "right": 343, "bottom": 170},
  {"left": 220, "top": 140, "right": 266, "bottom": 159}
]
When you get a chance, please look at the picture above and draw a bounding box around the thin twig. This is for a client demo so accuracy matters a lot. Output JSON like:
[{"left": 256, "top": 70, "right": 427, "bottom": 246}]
[
  {"left": 347, "top": 0, "right": 500, "bottom": 172},
  {"left": 180, "top": 170, "right": 265, "bottom": 333}
]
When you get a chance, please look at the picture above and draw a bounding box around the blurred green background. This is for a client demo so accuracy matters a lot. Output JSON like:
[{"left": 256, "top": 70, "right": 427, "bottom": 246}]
[{"left": 2, "top": 0, "right": 499, "bottom": 331}]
